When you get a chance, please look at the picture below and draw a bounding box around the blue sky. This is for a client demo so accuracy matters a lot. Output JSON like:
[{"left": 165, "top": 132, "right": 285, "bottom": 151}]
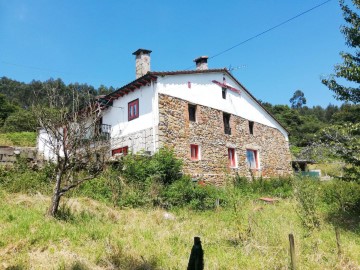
[{"left": 0, "top": 0, "right": 350, "bottom": 107}]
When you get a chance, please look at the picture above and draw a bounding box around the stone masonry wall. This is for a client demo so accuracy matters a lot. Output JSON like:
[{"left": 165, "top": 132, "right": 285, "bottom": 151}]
[
  {"left": 158, "top": 94, "right": 292, "bottom": 184},
  {"left": 111, "top": 127, "right": 158, "bottom": 155}
]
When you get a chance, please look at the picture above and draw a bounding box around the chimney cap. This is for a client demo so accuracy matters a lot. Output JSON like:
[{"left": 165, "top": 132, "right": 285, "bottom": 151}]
[
  {"left": 132, "top": 49, "right": 152, "bottom": 56},
  {"left": 193, "top": 56, "right": 209, "bottom": 63}
]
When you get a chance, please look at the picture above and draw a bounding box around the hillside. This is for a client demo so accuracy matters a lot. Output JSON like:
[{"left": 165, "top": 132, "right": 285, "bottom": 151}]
[{"left": 1, "top": 190, "right": 359, "bottom": 269}]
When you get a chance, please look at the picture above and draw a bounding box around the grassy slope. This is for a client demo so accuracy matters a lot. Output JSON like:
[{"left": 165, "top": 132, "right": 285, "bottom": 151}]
[
  {"left": 0, "top": 191, "right": 359, "bottom": 270},
  {"left": 0, "top": 132, "right": 36, "bottom": 147}
]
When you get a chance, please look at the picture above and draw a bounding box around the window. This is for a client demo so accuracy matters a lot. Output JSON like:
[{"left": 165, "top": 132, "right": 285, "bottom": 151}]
[
  {"left": 188, "top": 104, "right": 196, "bottom": 122},
  {"left": 223, "top": 113, "right": 231, "bottom": 135},
  {"left": 190, "top": 144, "right": 200, "bottom": 160},
  {"left": 249, "top": 121, "right": 254, "bottom": 135},
  {"left": 246, "top": 149, "right": 258, "bottom": 169},
  {"left": 222, "top": 87, "right": 227, "bottom": 99},
  {"left": 128, "top": 99, "right": 139, "bottom": 121},
  {"left": 112, "top": 146, "right": 128, "bottom": 156},
  {"left": 228, "top": 148, "right": 236, "bottom": 168}
]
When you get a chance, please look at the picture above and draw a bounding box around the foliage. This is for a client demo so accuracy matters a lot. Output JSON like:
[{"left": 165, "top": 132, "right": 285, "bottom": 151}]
[
  {"left": 122, "top": 147, "right": 183, "bottom": 186},
  {"left": 322, "top": 0, "right": 360, "bottom": 103},
  {"left": 293, "top": 178, "right": 322, "bottom": 231},
  {"left": 0, "top": 132, "right": 37, "bottom": 147},
  {"left": 0, "top": 93, "right": 17, "bottom": 127},
  {"left": 161, "top": 176, "right": 225, "bottom": 210},
  {"left": 2, "top": 109, "right": 37, "bottom": 132},
  {"left": 233, "top": 174, "right": 294, "bottom": 198},
  {"left": 0, "top": 158, "right": 54, "bottom": 195},
  {"left": 290, "top": 89, "right": 307, "bottom": 109},
  {"left": 322, "top": 179, "right": 360, "bottom": 215},
  {"left": 317, "top": 123, "right": 360, "bottom": 181}
]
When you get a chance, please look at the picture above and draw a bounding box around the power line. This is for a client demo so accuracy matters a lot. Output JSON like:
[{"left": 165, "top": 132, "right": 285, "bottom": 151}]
[
  {"left": 186, "top": 0, "right": 332, "bottom": 69},
  {"left": 0, "top": 60, "right": 73, "bottom": 75}
]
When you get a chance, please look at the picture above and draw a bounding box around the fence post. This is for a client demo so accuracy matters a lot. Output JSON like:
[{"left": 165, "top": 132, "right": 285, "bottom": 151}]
[
  {"left": 335, "top": 227, "right": 342, "bottom": 257},
  {"left": 289, "top": 233, "right": 296, "bottom": 270},
  {"left": 187, "top": 237, "right": 204, "bottom": 270}
]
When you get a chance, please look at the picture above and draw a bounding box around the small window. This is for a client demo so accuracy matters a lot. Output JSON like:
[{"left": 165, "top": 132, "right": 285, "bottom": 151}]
[
  {"left": 190, "top": 144, "right": 200, "bottom": 160},
  {"left": 112, "top": 146, "right": 128, "bottom": 156},
  {"left": 222, "top": 87, "right": 227, "bottom": 99},
  {"left": 249, "top": 121, "right": 254, "bottom": 135},
  {"left": 228, "top": 148, "right": 236, "bottom": 168},
  {"left": 246, "top": 149, "right": 258, "bottom": 169},
  {"left": 128, "top": 99, "right": 139, "bottom": 121},
  {"left": 188, "top": 104, "right": 196, "bottom": 122},
  {"left": 223, "top": 113, "right": 231, "bottom": 135}
]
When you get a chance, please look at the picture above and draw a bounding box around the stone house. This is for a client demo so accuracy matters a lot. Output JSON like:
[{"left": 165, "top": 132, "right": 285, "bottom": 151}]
[{"left": 38, "top": 49, "right": 292, "bottom": 183}]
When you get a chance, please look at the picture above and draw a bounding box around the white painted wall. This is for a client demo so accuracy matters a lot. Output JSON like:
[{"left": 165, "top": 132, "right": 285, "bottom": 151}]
[
  {"left": 156, "top": 72, "right": 289, "bottom": 140},
  {"left": 37, "top": 128, "right": 64, "bottom": 161},
  {"left": 101, "top": 83, "right": 158, "bottom": 148}
]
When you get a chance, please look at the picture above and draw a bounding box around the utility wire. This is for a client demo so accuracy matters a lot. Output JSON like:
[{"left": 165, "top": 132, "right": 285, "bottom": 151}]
[{"left": 186, "top": 0, "right": 332, "bottom": 69}]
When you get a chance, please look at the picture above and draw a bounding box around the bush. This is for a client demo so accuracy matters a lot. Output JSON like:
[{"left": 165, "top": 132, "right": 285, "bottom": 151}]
[
  {"left": 161, "top": 176, "right": 226, "bottom": 210},
  {"left": 0, "top": 158, "right": 53, "bottom": 195},
  {"left": 233, "top": 174, "right": 293, "bottom": 198},
  {"left": 322, "top": 179, "right": 360, "bottom": 215},
  {"left": 122, "top": 147, "right": 182, "bottom": 186},
  {"left": 293, "top": 178, "right": 322, "bottom": 231}
]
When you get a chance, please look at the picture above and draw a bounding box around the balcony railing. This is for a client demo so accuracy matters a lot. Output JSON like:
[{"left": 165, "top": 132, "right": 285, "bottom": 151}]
[{"left": 100, "top": 124, "right": 111, "bottom": 134}]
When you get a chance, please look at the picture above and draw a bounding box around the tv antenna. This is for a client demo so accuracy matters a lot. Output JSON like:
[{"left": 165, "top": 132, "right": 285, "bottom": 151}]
[{"left": 228, "top": 64, "right": 247, "bottom": 74}]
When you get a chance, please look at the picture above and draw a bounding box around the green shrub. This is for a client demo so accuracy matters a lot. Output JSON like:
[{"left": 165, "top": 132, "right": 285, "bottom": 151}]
[
  {"left": 122, "top": 147, "right": 182, "bottom": 186},
  {"left": 293, "top": 178, "right": 322, "bottom": 231},
  {"left": 0, "top": 159, "right": 53, "bottom": 195},
  {"left": 322, "top": 180, "right": 360, "bottom": 215},
  {"left": 161, "top": 176, "right": 226, "bottom": 210},
  {"left": 233, "top": 174, "right": 293, "bottom": 198}
]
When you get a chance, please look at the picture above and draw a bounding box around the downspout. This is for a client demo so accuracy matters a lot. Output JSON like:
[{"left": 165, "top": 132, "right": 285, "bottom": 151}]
[{"left": 151, "top": 80, "right": 158, "bottom": 153}]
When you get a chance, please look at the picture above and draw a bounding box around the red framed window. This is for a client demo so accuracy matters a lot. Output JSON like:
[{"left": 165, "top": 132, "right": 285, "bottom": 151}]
[
  {"left": 190, "top": 144, "right": 199, "bottom": 160},
  {"left": 228, "top": 148, "right": 236, "bottom": 168},
  {"left": 246, "top": 149, "right": 258, "bottom": 169},
  {"left": 128, "top": 99, "right": 139, "bottom": 121},
  {"left": 112, "top": 146, "right": 128, "bottom": 156}
]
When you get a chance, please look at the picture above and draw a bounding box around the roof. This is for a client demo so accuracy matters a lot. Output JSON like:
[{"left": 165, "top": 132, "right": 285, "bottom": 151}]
[{"left": 100, "top": 68, "right": 289, "bottom": 134}]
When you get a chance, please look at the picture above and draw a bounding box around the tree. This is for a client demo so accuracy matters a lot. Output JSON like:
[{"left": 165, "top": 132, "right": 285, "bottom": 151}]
[
  {"left": 0, "top": 94, "right": 17, "bottom": 128},
  {"left": 2, "top": 109, "right": 37, "bottom": 132},
  {"left": 290, "top": 90, "right": 307, "bottom": 109},
  {"left": 318, "top": 0, "right": 360, "bottom": 181},
  {"left": 322, "top": 0, "right": 360, "bottom": 103},
  {"left": 34, "top": 84, "right": 110, "bottom": 217}
]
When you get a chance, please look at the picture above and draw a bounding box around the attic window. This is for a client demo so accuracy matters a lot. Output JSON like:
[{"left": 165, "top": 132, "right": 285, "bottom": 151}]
[
  {"left": 188, "top": 104, "right": 196, "bottom": 122},
  {"left": 128, "top": 99, "right": 139, "bottom": 121},
  {"left": 222, "top": 88, "right": 227, "bottom": 99},
  {"left": 249, "top": 121, "right": 254, "bottom": 135},
  {"left": 223, "top": 113, "right": 231, "bottom": 135}
]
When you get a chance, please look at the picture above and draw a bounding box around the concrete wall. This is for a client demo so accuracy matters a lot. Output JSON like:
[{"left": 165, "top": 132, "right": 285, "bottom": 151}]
[{"left": 158, "top": 94, "right": 292, "bottom": 184}]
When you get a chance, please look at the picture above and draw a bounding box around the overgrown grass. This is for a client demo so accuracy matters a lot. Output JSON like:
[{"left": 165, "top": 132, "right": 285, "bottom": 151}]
[
  {"left": 0, "top": 132, "right": 37, "bottom": 147},
  {"left": 1, "top": 152, "right": 360, "bottom": 269},
  {"left": 0, "top": 191, "right": 359, "bottom": 269}
]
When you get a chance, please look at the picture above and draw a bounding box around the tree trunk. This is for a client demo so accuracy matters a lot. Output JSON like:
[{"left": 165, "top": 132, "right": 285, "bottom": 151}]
[{"left": 47, "top": 169, "right": 63, "bottom": 217}]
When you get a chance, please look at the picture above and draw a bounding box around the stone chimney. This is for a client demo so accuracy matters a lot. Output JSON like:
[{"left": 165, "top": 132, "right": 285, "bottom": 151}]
[
  {"left": 132, "top": 49, "right": 152, "bottom": 79},
  {"left": 194, "top": 56, "right": 208, "bottom": 70}
]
